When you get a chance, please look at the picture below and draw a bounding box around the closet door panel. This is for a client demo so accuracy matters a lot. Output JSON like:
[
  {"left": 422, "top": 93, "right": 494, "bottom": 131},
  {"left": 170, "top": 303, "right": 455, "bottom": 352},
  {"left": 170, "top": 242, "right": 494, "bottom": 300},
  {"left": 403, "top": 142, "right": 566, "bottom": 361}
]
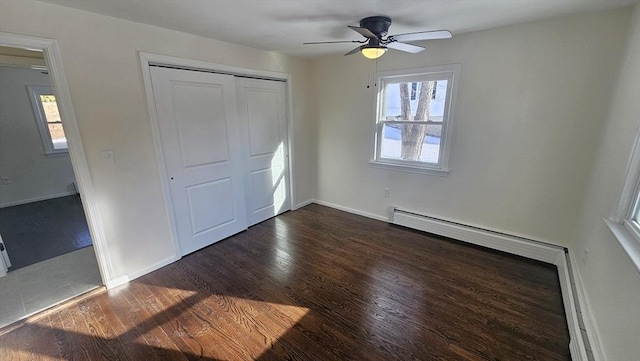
[{"left": 150, "top": 67, "right": 247, "bottom": 256}]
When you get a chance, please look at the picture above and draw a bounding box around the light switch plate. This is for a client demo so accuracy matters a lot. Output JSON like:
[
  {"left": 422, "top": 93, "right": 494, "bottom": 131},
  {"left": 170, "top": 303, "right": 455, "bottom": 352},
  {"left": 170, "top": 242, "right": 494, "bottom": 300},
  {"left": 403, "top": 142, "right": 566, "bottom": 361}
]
[{"left": 102, "top": 150, "right": 115, "bottom": 166}]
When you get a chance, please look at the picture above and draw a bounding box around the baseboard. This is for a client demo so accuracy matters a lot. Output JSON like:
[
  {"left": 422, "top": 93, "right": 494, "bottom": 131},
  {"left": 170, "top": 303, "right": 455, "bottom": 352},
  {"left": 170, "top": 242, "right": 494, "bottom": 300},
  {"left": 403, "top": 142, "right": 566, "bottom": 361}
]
[
  {"left": 312, "top": 199, "right": 388, "bottom": 222},
  {"left": 570, "top": 252, "right": 606, "bottom": 361},
  {"left": 294, "top": 199, "right": 314, "bottom": 209},
  {"left": 556, "top": 252, "right": 589, "bottom": 361},
  {"left": 104, "top": 256, "right": 177, "bottom": 290},
  {"left": 104, "top": 275, "right": 129, "bottom": 289},
  {"left": 0, "top": 191, "right": 78, "bottom": 208}
]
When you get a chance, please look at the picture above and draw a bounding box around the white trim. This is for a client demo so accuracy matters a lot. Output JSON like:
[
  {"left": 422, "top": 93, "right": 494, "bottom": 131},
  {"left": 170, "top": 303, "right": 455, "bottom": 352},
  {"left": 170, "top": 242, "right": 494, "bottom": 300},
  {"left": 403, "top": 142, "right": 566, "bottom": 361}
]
[
  {"left": 570, "top": 250, "right": 606, "bottom": 361},
  {"left": 0, "top": 234, "right": 8, "bottom": 278},
  {"left": 608, "top": 123, "right": 640, "bottom": 271},
  {"left": 104, "top": 276, "right": 130, "bottom": 289},
  {"left": 294, "top": 199, "right": 314, "bottom": 210},
  {"left": 0, "top": 257, "right": 6, "bottom": 278},
  {"left": 369, "top": 160, "right": 450, "bottom": 176},
  {"left": 371, "top": 64, "right": 461, "bottom": 173},
  {"left": 138, "top": 52, "right": 297, "bottom": 259},
  {"left": 126, "top": 255, "right": 177, "bottom": 281},
  {"left": 0, "top": 32, "right": 113, "bottom": 286},
  {"left": 139, "top": 52, "right": 292, "bottom": 81},
  {"left": 611, "top": 125, "right": 640, "bottom": 222},
  {"left": 604, "top": 219, "right": 640, "bottom": 274},
  {"left": 139, "top": 53, "right": 182, "bottom": 260},
  {"left": 103, "top": 256, "right": 176, "bottom": 289},
  {"left": 311, "top": 200, "right": 388, "bottom": 222},
  {"left": 285, "top": 73, "right": 297, "bottom": 212},
  {"left": 0, "top": 190, "right": 77, "bottom": 208},
  {"left": 556, "top": 252, "right": 589, "bottom": 361}
]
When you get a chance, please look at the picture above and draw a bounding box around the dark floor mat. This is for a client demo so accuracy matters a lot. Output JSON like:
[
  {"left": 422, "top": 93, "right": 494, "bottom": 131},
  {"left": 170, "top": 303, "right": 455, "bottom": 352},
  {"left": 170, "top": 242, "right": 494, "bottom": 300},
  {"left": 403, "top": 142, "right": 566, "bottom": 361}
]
[{"left": 0, "top": 194, "right": 92, "bottom": 270}]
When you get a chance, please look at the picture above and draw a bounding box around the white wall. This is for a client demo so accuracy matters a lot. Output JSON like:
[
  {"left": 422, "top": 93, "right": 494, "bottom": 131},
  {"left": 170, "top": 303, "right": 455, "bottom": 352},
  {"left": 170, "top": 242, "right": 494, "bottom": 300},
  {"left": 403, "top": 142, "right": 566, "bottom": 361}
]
[
  {"left": 0, "top": 0, "right": 314, "bottom": 282},
  {"left": 0, "top": 0, "right": 636, "bottom": 357},
  {"left": 0, "top": 66, "right": 76, "bottom": 207},
  {"left": 311, "top": 9, "right": 630, "bottom": 245},
  {"left": 571, "top": 4, "right": 640, "bottom": 360}
]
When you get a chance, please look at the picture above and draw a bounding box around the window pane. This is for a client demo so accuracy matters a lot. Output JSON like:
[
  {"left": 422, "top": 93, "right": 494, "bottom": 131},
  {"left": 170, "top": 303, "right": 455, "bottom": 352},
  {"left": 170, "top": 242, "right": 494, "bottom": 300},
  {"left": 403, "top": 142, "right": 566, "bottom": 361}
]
[
  {"left": 420, "top": 124, "right": 441, "bottom": 163},
  {"left": 384, "top": 80, "right": 448, "bottom": 121},
  {"left": 39, "top": 95, "right": 67, "bottom": 150},
  {"left": 380, "top": 123, "right": 441, "bottom": 163},
  {"left": 39, "top": 95, "right": 61, "bottom": 123},
  {"left": 47, "top": 123, "right": 68, "bottom": 150},
  {"left": 380, "top": 124, "right": 402, "bottom": 159},
  {"left": 633, "top": 204, "right": 640, "bottom": 223}
]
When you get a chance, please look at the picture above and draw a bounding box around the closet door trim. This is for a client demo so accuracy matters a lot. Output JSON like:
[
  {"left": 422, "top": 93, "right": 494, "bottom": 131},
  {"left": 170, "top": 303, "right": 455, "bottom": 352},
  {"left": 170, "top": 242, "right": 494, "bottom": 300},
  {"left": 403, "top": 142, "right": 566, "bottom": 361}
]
[{"left": 140, "top": 52, "right": 296, "bottom": 261}]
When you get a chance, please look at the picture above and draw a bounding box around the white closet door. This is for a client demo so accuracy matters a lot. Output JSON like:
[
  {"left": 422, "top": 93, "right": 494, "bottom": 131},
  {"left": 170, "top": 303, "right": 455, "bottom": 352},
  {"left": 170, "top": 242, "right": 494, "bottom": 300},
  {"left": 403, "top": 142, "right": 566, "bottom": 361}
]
[
  {"left": 236, "top": 78, "right": 291, "bottom": 226},
  {"left": 150, "top": 67, "right": 247, "bottom": 256}
]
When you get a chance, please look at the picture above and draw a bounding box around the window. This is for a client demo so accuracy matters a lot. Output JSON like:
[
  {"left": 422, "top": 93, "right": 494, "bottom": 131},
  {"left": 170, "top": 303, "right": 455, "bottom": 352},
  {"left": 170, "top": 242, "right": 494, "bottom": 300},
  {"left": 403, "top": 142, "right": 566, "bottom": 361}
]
[
  {"left": 27, "top": 85, "right": 68, "bottom": 155},
  {"left": 607, "top": 129, "right": 640, "bottom": 272},
  {"left": 371, "top": 64, "right": 460, "bottom": 174}
]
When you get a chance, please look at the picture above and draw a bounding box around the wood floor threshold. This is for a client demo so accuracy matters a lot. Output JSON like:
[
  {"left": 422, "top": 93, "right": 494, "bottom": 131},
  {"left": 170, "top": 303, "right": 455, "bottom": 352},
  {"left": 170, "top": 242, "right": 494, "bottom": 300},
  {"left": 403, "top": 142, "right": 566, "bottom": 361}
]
[{"left": 0, "top": 286, "right": 105, "bottom": 337}]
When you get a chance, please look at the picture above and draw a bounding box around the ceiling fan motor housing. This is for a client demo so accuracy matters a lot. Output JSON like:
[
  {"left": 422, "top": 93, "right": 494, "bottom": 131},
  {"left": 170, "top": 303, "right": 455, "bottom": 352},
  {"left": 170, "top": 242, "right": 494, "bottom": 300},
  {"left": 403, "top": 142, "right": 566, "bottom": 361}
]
[{"left": 360, "top": 16, "right": 392, "bottom": 37}]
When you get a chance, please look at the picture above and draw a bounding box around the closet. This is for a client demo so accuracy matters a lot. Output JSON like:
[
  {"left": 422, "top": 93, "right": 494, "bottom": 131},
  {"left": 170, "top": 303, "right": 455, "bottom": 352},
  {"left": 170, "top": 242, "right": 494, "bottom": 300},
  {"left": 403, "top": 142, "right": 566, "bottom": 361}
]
[{"left": 149, "top": 66, "right": 290, "bottom": 256}]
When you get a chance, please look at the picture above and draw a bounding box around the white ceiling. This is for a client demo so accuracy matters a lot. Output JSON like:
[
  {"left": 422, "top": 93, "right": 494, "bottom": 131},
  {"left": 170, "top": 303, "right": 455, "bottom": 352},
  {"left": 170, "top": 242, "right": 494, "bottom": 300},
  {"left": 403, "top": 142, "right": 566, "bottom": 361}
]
[{"left": 41, "top": 0, "right": 638, "bottom": 58}]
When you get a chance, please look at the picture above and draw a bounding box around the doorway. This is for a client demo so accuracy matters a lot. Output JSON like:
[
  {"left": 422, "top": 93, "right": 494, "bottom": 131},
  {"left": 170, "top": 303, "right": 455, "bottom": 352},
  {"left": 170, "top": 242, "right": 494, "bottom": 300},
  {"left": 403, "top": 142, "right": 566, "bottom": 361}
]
[
  {"left": 145, "top": 59, "right": 293, "bottom": 258},
  {"left": 0, "top": 44, "right": 102, "bottom": 328}
]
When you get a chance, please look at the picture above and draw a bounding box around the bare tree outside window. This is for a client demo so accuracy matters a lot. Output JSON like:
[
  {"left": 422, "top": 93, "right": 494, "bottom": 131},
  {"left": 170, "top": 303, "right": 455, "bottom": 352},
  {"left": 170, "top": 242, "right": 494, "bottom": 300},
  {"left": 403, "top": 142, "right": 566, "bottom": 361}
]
[
  {"left": 399, "top": 81, "right": 435, "bottom": 160},
  {"left": 373, "top": 64, "right": 460, "bottom": 173}
]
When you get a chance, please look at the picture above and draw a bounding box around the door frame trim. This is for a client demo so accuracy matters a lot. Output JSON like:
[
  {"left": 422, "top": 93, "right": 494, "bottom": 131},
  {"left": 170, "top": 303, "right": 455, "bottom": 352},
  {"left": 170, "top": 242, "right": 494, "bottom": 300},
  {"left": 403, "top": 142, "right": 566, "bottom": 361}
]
[
  {"left": 139, "top": 52, "right": 297, "bottom": 260},
  {"left": 0, "top": 32, "right": 113, "bottom": 284}
]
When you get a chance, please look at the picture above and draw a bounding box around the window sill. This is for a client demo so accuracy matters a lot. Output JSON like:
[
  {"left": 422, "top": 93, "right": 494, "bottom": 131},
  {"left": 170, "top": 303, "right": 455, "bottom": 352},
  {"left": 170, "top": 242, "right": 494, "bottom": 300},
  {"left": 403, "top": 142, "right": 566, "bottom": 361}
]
[
  {"left": 369, "top": 160, "right": 449, "bottom": 176},
  {"left": 604, "top": 218, "right": 640, "bottom": 275}
]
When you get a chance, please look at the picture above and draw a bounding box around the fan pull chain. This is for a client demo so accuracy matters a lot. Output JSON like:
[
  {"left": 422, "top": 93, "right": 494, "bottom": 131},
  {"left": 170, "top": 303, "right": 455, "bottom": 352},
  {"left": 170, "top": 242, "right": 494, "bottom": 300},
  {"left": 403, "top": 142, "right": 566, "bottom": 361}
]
[
  {"left": 374, "top": 58, "right": 378, "bottom": 88},
  {"left": 366, "top": 58, "right": 372, "bottom": 89}
]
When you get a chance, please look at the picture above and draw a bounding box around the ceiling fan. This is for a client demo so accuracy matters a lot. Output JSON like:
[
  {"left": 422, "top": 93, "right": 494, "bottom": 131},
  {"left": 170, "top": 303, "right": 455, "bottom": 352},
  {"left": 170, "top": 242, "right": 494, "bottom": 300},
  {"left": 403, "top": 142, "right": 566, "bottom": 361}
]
[{"left": 304, "top": 16, "right": 452, "bottom": 59}]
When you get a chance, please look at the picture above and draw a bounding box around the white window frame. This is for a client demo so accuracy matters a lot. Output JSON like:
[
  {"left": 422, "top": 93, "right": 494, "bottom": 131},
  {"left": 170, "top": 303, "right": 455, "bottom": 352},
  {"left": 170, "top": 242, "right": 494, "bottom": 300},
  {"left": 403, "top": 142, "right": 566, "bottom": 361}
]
[
  {"left": 606, "top": 126, "right": 640, "bottom": 273},
  {"left": 370, "top": 64, "right": 461, "bottom": 175},
  {"left": 27, "top": 85, "right": 68, "bottom": 156}
]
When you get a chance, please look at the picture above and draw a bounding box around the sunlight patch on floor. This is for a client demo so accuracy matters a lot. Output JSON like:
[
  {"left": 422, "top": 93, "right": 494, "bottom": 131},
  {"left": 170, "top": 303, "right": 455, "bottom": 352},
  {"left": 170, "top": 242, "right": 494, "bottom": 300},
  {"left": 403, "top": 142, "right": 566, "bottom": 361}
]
[{"left": 16, "top": 290, "right": 310, "bottom": 360}]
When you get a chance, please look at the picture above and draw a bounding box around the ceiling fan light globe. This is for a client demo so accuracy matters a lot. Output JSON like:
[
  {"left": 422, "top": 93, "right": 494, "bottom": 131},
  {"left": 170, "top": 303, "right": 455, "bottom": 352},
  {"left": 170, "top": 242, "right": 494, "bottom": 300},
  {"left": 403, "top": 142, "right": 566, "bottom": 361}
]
[{"left": 361, "top": 46, "right": 387, "bottom": 59}]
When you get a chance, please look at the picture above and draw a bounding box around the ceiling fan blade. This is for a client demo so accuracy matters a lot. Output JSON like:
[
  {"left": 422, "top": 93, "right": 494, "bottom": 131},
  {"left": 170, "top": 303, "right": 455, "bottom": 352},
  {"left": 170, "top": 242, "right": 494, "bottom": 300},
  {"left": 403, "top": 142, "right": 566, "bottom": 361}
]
[
  {"left": 348, "top": 26, "right": 377, "bottom": 39},
  {"left": 387, "top": 42, "right": 425, "bottom": 54},
  {"left": 304, "top": 40, "right": 364, "bottom": 45},
  {"left": 390, "top": 30, "right": 452, "bottom": 42},
  {"left": 344, "top": 45, "right": 363, "bottom": 56}
]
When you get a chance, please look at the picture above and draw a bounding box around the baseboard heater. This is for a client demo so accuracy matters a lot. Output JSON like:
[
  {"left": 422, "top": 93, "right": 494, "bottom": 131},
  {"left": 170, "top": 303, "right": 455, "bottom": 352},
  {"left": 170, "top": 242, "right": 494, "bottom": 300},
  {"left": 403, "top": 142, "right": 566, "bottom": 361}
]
[
  {"left": 389, "top": 207, "right": 565, "bottom": 265},
  {"left": 388, "top": 207, "right": 594, "bottom": 361}
]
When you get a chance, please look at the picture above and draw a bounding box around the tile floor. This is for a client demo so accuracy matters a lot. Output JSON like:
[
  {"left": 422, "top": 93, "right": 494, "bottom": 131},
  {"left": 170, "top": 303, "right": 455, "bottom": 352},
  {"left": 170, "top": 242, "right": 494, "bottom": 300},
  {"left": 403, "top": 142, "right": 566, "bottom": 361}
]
[{"left": 0, "top": 246, "right": 102, "bottom": 328}]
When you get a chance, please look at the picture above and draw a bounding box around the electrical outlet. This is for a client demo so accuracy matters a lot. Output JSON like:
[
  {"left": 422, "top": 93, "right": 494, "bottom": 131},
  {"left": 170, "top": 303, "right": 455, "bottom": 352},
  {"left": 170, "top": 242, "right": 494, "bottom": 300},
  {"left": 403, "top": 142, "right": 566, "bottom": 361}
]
[
  {"left": 1, "top": 177, "right": 10, "bottom": 185},
  {"left": 384, "top": 188, "right": 390, "bottom": 198}
]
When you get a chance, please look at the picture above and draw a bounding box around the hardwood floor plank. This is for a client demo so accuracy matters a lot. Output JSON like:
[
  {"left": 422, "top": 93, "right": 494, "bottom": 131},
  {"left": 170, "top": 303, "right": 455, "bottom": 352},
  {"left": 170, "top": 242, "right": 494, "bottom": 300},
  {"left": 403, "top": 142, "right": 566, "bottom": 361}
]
[
  {"left": 134, "top": 271, "right": 256, "bottom": 360},
  {"left": 108, "top": 285, "right": 189, "bottom": 361},
  {"left": 0, "top": 204, "right": 571, "bottom": 360},
  {"left": 169, "top": 259, "right": 347, "bottom": 360},
  {"left": 92, "top": 293, "right": 157, "bottom": 361},
  {"left": 75, "top": 298, "right": 131, "bottom": 361},
  {"left": 51, "top": 303, "right": 101, "bottom": 361}
]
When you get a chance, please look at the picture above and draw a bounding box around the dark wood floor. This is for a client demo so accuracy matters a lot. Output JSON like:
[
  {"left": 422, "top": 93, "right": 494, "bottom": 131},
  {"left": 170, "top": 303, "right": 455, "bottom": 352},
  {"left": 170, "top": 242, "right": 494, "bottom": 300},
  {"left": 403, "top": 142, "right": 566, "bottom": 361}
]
[
  {"left": 0, "top": 194, "right": 92, "bottom": 270},
  {"left": 0, "top": 204, "right": 570, "bottom": 360}
]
